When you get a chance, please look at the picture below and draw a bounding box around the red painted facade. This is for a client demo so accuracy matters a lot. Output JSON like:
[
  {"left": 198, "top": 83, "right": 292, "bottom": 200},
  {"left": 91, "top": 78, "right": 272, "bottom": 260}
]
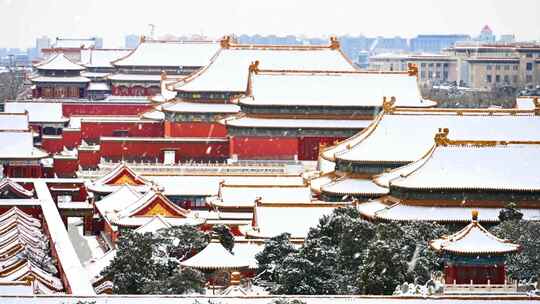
[
  {"left": 53, "top": 157, "right": 79, "bottom": 178},
  {"left": 62, "top": 103, "right": 153, "bottom": 117},
  {"left": 62, "top": 129, "right": 82, "bottom": 149},
  {"left": 164, "top": 121, "right": 228, "bottom": 138},
  {"left": 78, "top": 149, "right": 101, "bottom": 169},
  {"left": 111, "top": 85, "right": 160, "bottom": 97},
  {"left": 3, "top": 164, "right": 43, "bottom": 178},
  {"left": 445, "top": 264, "right": 506, "bottom": 285},
  {"left": 99, "top": 138, "right": 229, "bottom": 162},
  {"left": 229, "top": 136, "right": 299, "bottom": 160},
  {"left": 298, "top": 136, "right": 346, "bottom": 161},
  {"left": 41, "top": 136, "right": 64, "bottom": 154},
  {"left": 80, "top": 121, "right": 164, "bottom": 142}
]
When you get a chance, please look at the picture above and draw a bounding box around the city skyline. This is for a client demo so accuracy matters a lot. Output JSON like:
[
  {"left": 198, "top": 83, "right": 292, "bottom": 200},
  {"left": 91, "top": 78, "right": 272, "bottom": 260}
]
[{"left": 1, "top": 0, "right": 540, "bottom": 48}]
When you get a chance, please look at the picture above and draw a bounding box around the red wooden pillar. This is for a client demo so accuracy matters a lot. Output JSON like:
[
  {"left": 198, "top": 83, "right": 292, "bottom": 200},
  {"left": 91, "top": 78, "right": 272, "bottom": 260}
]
[{"left": 83, "top": 215, "right": 93, "bottom": 236}]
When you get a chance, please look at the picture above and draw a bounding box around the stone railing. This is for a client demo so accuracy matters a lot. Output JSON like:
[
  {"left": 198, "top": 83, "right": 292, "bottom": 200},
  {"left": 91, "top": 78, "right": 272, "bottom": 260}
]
[{"left": 444, "top": 280, "right": 518, "bottom": 294}]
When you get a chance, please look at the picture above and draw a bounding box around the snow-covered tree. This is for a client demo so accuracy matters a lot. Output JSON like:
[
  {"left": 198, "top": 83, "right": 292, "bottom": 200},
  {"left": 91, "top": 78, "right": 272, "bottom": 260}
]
[
  {"left": 212, "top": 224, "right": 235, "bottom": 252},
  {"left": 102, "top": 227, "right": 209, "bottom": 294},
  {"left": 255, "top": 233, "right": 298, "bottom": 284}
]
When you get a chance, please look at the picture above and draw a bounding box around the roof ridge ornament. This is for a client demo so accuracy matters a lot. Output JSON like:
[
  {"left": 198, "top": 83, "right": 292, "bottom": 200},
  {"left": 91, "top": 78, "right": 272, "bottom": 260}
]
[
  {"left": 534, "top": 97, "right": 540, "bottom": 116},
  {"left": 407, "top": 63, "right": 418, "bottom": 77},
  {"left": 434, "top": 128, "right": 450, "bottom": 146},
  {"left": 221, "top": 36, "right": 231, "bottom": 49},
  {"left": 329, "top": 36, "right": 340, "bottom": 50},
  {"left": 382, "top": 96, "right": 396, "bottom": 113},
  {"left": 248, "top": 60, "right": 260, "bottom": 74}
]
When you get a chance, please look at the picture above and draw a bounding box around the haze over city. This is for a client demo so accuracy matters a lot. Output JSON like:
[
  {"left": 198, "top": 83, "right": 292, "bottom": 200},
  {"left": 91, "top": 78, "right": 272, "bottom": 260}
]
[{"left": 2, "top": 0, "right": 540, "bottom": 48}]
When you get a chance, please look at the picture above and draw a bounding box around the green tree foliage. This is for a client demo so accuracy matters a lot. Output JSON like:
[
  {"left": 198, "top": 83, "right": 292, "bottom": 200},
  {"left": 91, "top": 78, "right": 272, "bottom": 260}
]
[
  {"left": 212, "top": 224, "right": 235, "bottom": 252},
  {"left": 491, "top": 219, "right": 540, "bottom": 281},
  {"left": 257, "top": 207, "right": 449, "bottom": 295},
  {"left": 101, "top": 226, "right": 209, "bottom": 294}
]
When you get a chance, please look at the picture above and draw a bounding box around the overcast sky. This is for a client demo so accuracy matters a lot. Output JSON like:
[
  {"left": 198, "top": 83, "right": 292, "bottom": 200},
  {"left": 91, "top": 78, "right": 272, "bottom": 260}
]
[{"left": 2, "top": 0, "right": 540, "bottom": 48}]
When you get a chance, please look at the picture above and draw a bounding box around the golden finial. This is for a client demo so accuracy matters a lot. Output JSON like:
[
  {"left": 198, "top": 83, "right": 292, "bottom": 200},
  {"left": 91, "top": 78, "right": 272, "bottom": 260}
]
[
  {"left": 407, "top": 63, "right": 418, "bottom": 77},
  {"left": 434, "top": 128, "right": 450, "bottom": 146},
  {"left": 220, "top": 36, "right": 231, "bottom": 49},
  {"left": 249, "top": 60, "right": 260, "bottom": 74},
  {"left": 329, "top": 36, "right": 340, "bottom": 50},
  {"left": 472, "top": 209, "right": 479, "bottom": 221},
  {"left": 140, "top": 35, "right": 146, "bottom": 43}
]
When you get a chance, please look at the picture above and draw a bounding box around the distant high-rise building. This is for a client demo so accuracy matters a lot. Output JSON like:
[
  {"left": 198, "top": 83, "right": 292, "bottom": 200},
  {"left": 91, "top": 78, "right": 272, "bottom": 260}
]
[
  {"left": 125, "top": 34, "right": 140, "bottom": 49},
  {"left": 410, "top": 34, "right": 471, "bottom": 53},
  {"left": 499, "top": 34, "right": 516, "bottom": 43},
  {"left": 478, "top": 25, "right": 496, "bottom": 42},
  {"left": 35, "top": 36, "right": 50, "bottom": 58}
]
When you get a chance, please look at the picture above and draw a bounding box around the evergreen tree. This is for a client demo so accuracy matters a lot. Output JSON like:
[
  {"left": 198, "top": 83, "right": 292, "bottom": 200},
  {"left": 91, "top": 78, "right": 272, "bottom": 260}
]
[
  {"left": 498, "top": 202, "right": 524, "bottom": 222},
  {"left": 212, "top": 224, "right": 235, "bottom": 252},
  {"left": 357, "top": 239, "right": 408, "bottom": 295},
  {"left": 491, "top": 220, "right": 540, "bottom": 281},
  {"left": 255, "top": 233, "right": 298, "bottom": 283},
  {"left": 102, "top": 226, "right": 209, "bottom": 294},
  {"left": 273, "top": 254, "right": 317, "bottom": 295},
  {"left": 102, "top": 231, "right": 164, "bottom": 294}
]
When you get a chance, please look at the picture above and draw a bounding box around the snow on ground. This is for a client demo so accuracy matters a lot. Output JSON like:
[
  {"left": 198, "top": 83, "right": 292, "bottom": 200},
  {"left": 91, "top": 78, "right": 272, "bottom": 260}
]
[{"left": 67, "top": 220, "right": 106, "bottom": 264}]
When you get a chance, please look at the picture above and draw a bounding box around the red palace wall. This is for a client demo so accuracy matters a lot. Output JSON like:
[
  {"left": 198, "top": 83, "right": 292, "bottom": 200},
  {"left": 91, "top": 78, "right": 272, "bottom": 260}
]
[
  {"left": 80, "top": 121, "right": 164, "bottom": 142},
  {"left": 3, "top": 165, "right": 43, "bottom": 178},
  {"left": 164, "top": 121, "right": 228, "bottom": 138},
  {"left": 230, "top": 136, "right": 299, "bottom": 160},
  {"left": 41, "top": 136, "right": 64, "bottom": 154},
  {"left": 78, "top": 149, "right": 101, "bottom": 169},
  {"left": 62, "top": 129, "right": 82, "bottom": 149},
  {"left": 298, "top": 136, "right": 346, "bottom": 161},
  {"left": 99, "top": 139, "right": 229, "bottom": 162},
  {"left": 53, "top": 157, "right": 79, "bottom": 178},
  {"left": 62, "top": 103, "right": 154, "bottom": 117}
]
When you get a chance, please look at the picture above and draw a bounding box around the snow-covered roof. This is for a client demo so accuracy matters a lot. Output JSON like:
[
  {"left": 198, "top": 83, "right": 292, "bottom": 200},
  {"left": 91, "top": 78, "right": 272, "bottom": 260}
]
[
  {"left": 107, "top": 74, "right": 163, "bottom": 82},
  {"left": 211, "top": 184, "right": 311, "bottom": 208},
  {"left": 95, "top": 185, "right": 143, "bottom": 219},
  {"left": 222, "top": 116, "right": 372, "bottom": 129},
  {"left": 0, "top": 113, "right": 29, "bottom": 131},
  {"left": 180, "top": 240, "right": 249, "bottom": 270},
  {"left": 0, "top": 131, "right": 48, "bottom": 159},
  {"left": 140, "top": 107, "right": 165, "bottom": 121},
  {"left": 134, "top": 215, "right": 172, "bottom": 234},
  {"left": 327, "top": 109, "right": 540, "bottom": 163},
  {"left": 391, "top": 142, "right": 540, "bottom": 191},
  {"left": 34, "top": 53, "right": 85, "bottom": 71},
  {"left": 88, "top": 163, "right": 152, "bottom": 193},
  {"left": 81, "top": 71, "right": 111, "bottom": 78},
  {"left": 4, "top": 102, "right": 67, "bottom": 124},
  {"left": 173, "top": 44, "right": 356, "bottom": 93},
  {"left": 80, "top": 49, "right": 132, "bottom": 68},
  {"left": 145, "top": 174, "right": 305, "bottom": 197},
  {"left": 515, "top": 97, "right": 538, "bottom": 110},
  {"left": 357, "top": 200, "right": 540, "bottom": 223},
  {"left": 0, "top": 179, "right": 34, "bottom": 198},
  {"left": 31, "top": 75, "right": 90, "bottom": 83},
  {"left": 87, "top": 82, "right": 110, "bottom": 91},
  {"left": 162, "top": 102, "right": 241, "bottom": 114},
  {"left": 241, "top": 70, "right": 433, "bottom": 108},
  {"left": 247, "top": 202, "right": 349, "bottom": 239},
  {"left": 372, "top": 147, "right": 434, "bottom": 188},
  {"left": 430, "top": 213, "right": 520, "bottom": 255},
  {"left": 112, "top": 40, "right": 220, "bottom": 67},
  {"left": 321, "top": 176, "right": 389, "bottom": 196}
]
